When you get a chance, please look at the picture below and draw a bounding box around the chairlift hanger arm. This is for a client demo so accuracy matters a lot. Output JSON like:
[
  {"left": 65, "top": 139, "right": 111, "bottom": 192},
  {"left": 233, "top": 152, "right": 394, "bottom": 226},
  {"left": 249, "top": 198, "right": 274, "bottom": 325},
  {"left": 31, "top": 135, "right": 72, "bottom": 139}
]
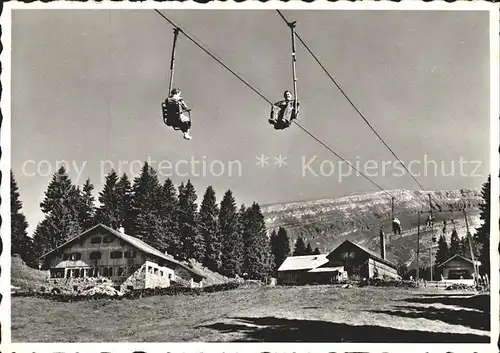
[{"left": 168, "top": 27, "right": 182, "bottom": 95}]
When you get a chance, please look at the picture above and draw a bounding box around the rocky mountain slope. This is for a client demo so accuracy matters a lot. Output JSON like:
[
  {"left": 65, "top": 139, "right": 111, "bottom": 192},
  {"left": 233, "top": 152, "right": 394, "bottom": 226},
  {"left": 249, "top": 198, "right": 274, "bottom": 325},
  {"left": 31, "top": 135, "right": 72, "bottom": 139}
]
[{"left": 261, "top": 189, "right": 483, "bottom": 268}]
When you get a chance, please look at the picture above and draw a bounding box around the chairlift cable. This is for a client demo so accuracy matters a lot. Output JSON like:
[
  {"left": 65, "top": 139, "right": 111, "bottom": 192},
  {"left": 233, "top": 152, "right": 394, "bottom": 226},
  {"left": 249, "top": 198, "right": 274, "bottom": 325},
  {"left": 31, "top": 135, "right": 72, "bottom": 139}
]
[
  {"left": 292, "top": 121, "right": 393, "bottom": 198},
  {"left": 155, "top": 9, "right": 273, "bottom": 106},
  {"left": 154, "top": 9, "right": 395, "bottom": 199},
  {"left": 276, "top": 10, "right": 429, "bottom": 196}
]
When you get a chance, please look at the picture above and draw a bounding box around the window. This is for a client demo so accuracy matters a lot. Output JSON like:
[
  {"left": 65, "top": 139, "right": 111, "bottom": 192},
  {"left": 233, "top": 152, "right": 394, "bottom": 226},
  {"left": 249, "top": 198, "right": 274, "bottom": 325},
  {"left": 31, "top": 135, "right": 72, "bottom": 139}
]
[
  {"left": 124, "top": 250, "right": 137, "bottom": 259},
  {"left": 154, "top": 268, "right": 158, "bottom": 275},
  {"left": 50, "top": 269, "right": 65, "bottom": 278},
  {"left": 62, "top": 253, "right": 70, "bottom": 260},
  {"left": 108, "top": 267, "right": 114, "bottom": 277},
  {"left": 89, "top": 251, "right": 102, "bottom": 260},
  {"left": 148, "top": 266, "right": 153, "bottom": 274},
  {"left": 103, "top": 235, "right": 114, "bottom": 244},
  {"left": 90, "top": 237, "right": 101, "bottom": 244},
  {"left": 85, "top": 268, "right": 92, "bottom": 277},
  {"left": 70, "top": 252, "right": 82, "bottom": 261},
  {"left": 118, "top": 267, "right": 124, "bottom": 276},
  {"left": 341, "top": 251, "right": 356, "bottom": 260},
  {"left": 110, "top": 251, "right": 123, "bottom": 259},
  {"left": 80, "top": 269, "right": 85, "bottom": 277},
  {"left": 448, "top": 269, "right": 472, "bottom": 279},
  {"left": 73, "top": 269, "right": 80, "bottom": 278},
  {"left": 66, "top": 270, "right": 71, "bottom": 278},
  {"left": 160, "top": 270, "right": 164, "bottom": 277},
  {"left": 102, "top": 267, "right": 109, "bottom": 277}
]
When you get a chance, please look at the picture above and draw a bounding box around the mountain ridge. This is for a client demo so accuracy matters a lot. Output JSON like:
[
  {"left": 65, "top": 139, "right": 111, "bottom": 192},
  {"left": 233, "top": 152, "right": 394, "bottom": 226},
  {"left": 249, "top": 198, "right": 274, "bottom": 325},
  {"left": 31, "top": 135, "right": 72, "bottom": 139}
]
[{"left": 261, "top": 188, "right": 482, "bottom": 268}]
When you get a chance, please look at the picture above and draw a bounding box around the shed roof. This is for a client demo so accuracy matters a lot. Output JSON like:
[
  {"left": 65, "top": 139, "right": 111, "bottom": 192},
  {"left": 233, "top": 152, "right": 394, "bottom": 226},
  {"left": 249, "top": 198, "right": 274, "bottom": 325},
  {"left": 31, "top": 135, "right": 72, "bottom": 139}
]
[
  {"left": 40, "top": 224, "right": 206, "bottom": 278},
  {"left": 278, "top": 254, "right": 329, "bottom": 272},
  {"left": 308, "top": 266, "right": 344, "bottom": 273},
  {"left": 436, "top": 254, "right": 481, "bottom": 268}
]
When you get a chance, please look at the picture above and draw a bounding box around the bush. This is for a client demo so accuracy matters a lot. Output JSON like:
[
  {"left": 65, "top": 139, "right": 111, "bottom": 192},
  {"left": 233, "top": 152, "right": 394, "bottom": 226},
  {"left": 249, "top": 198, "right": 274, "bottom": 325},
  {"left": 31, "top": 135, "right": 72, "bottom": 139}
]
[
  {"left": 367, "top": 278, "right": 418, "bottom": 288},
  {"left": 445, "top": 283, "right": 476, "bottom": 291},
  {"left": 12, "top": 281, "right": 244, "bottom": 302}
]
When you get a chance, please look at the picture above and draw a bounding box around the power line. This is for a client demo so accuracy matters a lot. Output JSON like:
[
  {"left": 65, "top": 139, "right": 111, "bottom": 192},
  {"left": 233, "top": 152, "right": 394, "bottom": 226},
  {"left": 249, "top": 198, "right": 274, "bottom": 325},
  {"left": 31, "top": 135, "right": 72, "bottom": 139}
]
[
  {"left": 276, "top": 10, "right": 431, "bottom": 197},
  {"left": 154, "top": 9, "right": 394, "bottom": 199}
]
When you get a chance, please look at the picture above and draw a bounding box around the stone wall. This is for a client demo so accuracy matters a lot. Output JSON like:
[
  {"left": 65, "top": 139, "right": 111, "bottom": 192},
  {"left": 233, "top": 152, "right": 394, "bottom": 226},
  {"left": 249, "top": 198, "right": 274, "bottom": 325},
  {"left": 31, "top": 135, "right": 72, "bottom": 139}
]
[
  {"left": 143, "top": 261, "right": 173, "bottom": 289},
  {"left": 45, "top": 276, "right": 117, "bottom": 293},
  {"left": 119, "top": 264, "right": 146, "bottom": 291}
]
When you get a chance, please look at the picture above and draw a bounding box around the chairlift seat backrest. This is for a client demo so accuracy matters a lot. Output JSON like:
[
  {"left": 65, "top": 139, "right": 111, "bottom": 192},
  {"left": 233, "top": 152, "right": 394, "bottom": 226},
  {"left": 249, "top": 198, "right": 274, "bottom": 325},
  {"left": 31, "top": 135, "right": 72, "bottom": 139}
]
[
  {"left": 162, "top": 98, "right": 191, "bottom": 130},
  {"left": 269, "top": 100, "right": 300, "bottom": 130}
]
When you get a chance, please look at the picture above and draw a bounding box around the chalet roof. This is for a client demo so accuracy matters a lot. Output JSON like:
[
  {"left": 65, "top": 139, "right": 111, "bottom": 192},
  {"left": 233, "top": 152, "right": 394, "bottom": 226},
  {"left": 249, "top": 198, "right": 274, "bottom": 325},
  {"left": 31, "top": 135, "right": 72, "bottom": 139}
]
[
  {"left": 40, "top": 224, "right": 206, "bottom": 278},
  {"left": 277, "top": 254, "right": 329, "bottom": 272},
  {"left": 436, "top": 254, "right": 481, "bottom": 268},
  {"left": 328, "top": 240, "right": 397, "bottom": 270}
]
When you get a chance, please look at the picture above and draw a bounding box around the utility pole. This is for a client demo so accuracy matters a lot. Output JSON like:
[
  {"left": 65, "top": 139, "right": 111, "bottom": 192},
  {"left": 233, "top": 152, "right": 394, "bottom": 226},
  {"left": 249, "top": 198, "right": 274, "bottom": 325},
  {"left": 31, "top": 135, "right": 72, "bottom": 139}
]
[
  {"left": 416, "top": 211, "right": 421, "bottom": 281},
  {"left": 429, "top": 246, "right": 433, "bottom": 282},
  {"left": 463, "top": 208, "right": 479, "bottom": 286},
  {"left": 425, "top": 245, "right": 438, "bottom": 282}
]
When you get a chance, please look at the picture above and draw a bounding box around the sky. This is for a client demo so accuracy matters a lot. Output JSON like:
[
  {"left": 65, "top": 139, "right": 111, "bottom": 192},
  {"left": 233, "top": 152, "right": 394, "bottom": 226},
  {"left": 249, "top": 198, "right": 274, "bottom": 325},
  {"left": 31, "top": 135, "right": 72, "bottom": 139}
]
[{"left": 10, "top": 8, "right": 492, "bottom": 236}]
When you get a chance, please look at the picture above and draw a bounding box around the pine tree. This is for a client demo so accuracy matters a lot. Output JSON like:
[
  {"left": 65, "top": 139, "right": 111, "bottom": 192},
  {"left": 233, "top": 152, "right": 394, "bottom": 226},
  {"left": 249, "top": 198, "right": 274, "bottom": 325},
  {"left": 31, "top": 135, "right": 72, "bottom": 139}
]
[
  {"left": 130, "top": 163, "right": 166, "bottom": 253},
  {"left": 293, "top": 237, "right": 307, "bottom": 256},
  {"left": 270, "top": 227, "right": 291, "bottom": 273},
  {"left": 11, "top": 171, "right": 37, "bottom": 267},
  {"left": 270, "top": 230, "right": 279, "bottom": 272},
  {"left": 157, "top": 178, "right": 180, "bottom": 255},
  {"left": 178, "top": 180, "right": 203, "bottom": 261},
  {"left": 474, "top": 175, "right": 490, "bottom": 275},
  {"left": 116, "top": 173, "right": 133, "bottom": 233},
  {"left": 39, "top": 166, "right": 73, "bottom": 216},
  {"left": 435, "top": 234, "right": 449, "bottom": 267},
  {"left": 460, "top": 235, "right": 472, "bottom": 259},
  {"left": 76, "top": 178, "right": 96, "bottom": 230},
  {"left": 219, "top": 190, "right": 241, "bottom": 277},
  {"left": 313, "top": 247, "right": 321, "bottom": 255},
  {"left": 34, "top": 167, "right": 82, "bottom": 257},
  {"left": 241, "top": 203, "right": 273, "bottom": 280},
  {"left": 305, "top": 242, "right": 313, "bottom": 255},
  {"left": 234, "top": 204, "right": 247, "bottom": 275},
  {"left": 95, "top": 170, "right": 121, "bottom": 229},
  {"left": 199, "top": 186, "right": 220, "bottom": 271},
  {"left": 449, "top": 229, "right": 461, "bottom": 256}
]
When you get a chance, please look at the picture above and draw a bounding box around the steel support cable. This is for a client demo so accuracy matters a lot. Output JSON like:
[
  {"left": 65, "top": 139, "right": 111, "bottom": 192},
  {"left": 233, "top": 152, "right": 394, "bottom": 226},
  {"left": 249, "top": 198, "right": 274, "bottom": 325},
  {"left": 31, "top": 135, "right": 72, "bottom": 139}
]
[
  {"left": 276, "top": 10, "right": 431, "bottom": 200},
  {"left": 154, "top": 9, "right": 394, "bottom": 199},
  {"left": 155, "top": 9, "right": 273, "bottom": 105}
]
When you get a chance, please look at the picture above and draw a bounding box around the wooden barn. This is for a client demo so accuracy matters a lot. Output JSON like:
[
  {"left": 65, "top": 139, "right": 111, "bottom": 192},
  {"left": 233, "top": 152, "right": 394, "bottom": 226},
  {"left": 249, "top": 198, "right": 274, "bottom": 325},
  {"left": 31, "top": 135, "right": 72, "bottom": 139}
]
[
  {"left": 437, "top": 254, "right": 480, "bottom": 280},
  {"left": 278, "top": 231, "right": 399, "bottom": 285},
  {"left": 322, "top": 240, "right": 399, "bottom": 280},
  {"left": 39, "top": 224, "right": 205, "bottom": 292}
]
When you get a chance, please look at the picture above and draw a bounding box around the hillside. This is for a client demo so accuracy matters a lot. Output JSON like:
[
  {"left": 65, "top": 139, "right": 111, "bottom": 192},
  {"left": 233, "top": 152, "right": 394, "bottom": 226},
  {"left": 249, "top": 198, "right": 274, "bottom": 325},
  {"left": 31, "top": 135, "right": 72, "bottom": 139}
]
[
  {"left": 261, "top": 189, "right": 483, "bottom": 268},
  {"left": 11, "top": 254, "right": 49, "bottom": 291}
]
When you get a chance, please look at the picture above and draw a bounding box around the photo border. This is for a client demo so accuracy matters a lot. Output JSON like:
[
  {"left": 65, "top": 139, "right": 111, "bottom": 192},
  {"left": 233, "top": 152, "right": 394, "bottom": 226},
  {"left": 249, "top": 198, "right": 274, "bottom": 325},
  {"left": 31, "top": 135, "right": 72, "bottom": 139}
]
[{"left": 1, "top": 1, "right": 499, "bottom": 352}]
